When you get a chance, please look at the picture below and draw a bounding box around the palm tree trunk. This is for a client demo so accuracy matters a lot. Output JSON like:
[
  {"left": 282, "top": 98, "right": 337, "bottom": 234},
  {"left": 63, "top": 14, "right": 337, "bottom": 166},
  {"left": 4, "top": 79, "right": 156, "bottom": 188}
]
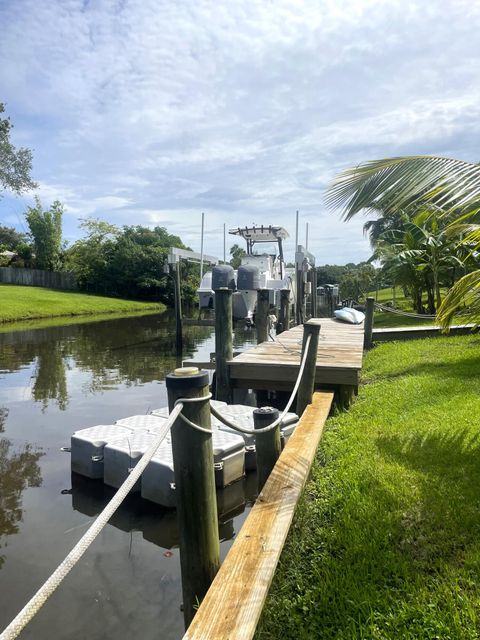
[
  {"left": 434, "top": 273, "right": 442, "bottom": 311},
  {"left": 413, "top": 288, "right": 423, "bottom": 314}
]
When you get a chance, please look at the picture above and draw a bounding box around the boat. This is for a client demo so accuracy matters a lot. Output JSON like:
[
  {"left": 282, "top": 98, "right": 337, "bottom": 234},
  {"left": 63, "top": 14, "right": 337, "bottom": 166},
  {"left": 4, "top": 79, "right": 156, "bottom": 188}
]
[
  {"left": 334, "top": 307, "right": 365, "bottom": 324},
  {"left": 197, "top": 225, "right": 295, "bottom": 321}
]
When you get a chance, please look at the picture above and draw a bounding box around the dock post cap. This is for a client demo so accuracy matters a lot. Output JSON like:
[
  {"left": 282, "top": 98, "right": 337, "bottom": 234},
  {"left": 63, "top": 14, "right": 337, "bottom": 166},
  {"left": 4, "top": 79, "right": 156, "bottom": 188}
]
[
  {"left": 253, "top": 406, "right": 279, "bottom": 427},
  {"left": 173, "top": 366, "right": 199, "bottom": 376},
  {"left": 253, "top": 406, "right": 278, "bottom": 415},
  {"left": 166, "top": 369, "right": 209, "bottom": 390}
]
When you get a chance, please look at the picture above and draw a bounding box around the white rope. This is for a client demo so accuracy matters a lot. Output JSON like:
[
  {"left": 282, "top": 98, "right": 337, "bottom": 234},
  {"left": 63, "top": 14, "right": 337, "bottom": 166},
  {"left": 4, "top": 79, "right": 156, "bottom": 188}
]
[
  {"left": 174, "top": 393, "right": 215, "bottom": 434},
  {"left": 210, "top": 333, "right": 312, "bottom": 435},
  {"left": 0, "top": 403, "right": 183, "bottom": 640},
  {"left": 374, "top": 302, "right": 437, "bottom": 319}
]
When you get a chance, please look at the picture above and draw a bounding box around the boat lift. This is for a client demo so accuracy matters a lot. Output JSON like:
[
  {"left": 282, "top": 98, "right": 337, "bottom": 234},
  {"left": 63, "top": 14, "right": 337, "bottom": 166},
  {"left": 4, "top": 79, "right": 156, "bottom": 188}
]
[{"left": 166, "top": 247, "right": 219, "bottom": 352}]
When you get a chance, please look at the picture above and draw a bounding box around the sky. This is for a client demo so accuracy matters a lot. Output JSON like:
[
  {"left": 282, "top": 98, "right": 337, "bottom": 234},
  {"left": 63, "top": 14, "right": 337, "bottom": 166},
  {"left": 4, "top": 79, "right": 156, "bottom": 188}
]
[{"left": 1, "top": 0, "right": 480, "bottom": 265}]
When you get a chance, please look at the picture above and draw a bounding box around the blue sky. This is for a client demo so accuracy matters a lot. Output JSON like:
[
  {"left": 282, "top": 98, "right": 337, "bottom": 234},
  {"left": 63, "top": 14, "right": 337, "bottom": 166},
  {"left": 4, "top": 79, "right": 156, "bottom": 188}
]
[{"left": 1, "top": 0, "right": 480, "bottom": 264}]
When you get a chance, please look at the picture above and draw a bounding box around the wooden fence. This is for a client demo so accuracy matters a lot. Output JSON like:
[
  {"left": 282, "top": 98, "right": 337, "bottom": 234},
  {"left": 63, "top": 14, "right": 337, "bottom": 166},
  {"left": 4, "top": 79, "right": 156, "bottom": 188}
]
[{"left": 0, "top": 267, "right": 77, "bottom": 291}]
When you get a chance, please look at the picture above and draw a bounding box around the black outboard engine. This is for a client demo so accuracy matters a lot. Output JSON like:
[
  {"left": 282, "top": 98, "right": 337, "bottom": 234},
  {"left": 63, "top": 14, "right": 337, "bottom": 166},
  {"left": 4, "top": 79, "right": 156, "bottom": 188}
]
[
  {"left": 212, "top": 264, "right": 236, "bottom": 291},
  {"left": 237, "top": 264, "right": 260, "bottom": 291}
]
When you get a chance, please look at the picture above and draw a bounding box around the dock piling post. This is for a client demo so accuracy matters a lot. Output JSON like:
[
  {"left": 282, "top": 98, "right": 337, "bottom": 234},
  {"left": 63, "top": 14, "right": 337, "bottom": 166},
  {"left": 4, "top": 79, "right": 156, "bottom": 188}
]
[
  {"left": 256, "top": 289, "right": 270, "bottom": 344},
  {"left": 296, "top": 320, "right": 321, "bottom": 417},
  {"left": 278, "top": 289, "right": 290, "bottom": 334},
  {"left": 364, "top": 296, "right": 375, "bottom": 350},
  {"left": 254, "top": 407, "right": 281, "bottom": 492},
  {"left": 214, "top": 287, "right": 233, "bottom": 402},
  {"left": 166, "top": 368, "right": 220, "bottom": 628},
  {"left": 172, "top": 260, "right": 183, "bottom": 354},
  {"left": 311, "top": 268, "right": 318, "bottom": 318}
]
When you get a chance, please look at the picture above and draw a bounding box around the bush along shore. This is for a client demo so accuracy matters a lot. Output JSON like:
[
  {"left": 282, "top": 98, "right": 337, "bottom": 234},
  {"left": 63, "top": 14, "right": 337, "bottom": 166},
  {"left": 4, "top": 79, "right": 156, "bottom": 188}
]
[
  {"left": 256, "top": 334, "right": 480, "bottom": 640},
  {"left": 0, "top": 284, "right": 165, "bottom": 324}
]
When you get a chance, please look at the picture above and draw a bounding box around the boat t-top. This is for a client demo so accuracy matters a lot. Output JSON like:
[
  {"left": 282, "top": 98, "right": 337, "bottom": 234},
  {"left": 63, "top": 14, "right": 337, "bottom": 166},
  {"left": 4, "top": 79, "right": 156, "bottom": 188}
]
[{"left": 198, "top": 224, "right": 295, "bottom": 321}]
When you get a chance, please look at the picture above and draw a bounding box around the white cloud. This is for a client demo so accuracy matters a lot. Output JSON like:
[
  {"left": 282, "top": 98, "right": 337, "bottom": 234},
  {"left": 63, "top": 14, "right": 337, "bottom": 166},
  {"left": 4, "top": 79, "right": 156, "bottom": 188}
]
[{"left": 1, "top": 0, "right": 480, "bottom": 263}]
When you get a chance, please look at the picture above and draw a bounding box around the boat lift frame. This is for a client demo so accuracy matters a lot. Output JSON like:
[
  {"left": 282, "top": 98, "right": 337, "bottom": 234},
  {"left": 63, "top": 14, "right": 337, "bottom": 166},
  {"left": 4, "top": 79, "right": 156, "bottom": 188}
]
[{"left": 167, "top": 247, "right": 219, "bottom": 353}]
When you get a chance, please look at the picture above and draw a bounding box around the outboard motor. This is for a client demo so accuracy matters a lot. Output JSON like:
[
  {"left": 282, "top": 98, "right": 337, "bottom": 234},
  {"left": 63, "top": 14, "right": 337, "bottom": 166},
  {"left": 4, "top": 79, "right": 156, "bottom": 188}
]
[
  {"left": 212, "top": 264, "right": 236, "bottom": 290},
  {"left": 237, "top": 264, "right": 260, "bottom": 291}
]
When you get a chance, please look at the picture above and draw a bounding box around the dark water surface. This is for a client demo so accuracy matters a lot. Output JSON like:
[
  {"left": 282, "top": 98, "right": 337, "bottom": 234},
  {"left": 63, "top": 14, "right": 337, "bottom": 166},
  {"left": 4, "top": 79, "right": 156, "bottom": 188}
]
[{"left": 0, "top": 311, "right": 257, "bottom": 639}]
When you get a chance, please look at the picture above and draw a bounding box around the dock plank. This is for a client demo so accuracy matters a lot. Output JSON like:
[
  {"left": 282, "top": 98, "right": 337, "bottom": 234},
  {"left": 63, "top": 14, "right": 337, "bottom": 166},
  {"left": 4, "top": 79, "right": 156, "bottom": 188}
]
[{"left": 184, "top": 391, "right": 334, "bottom": 640}]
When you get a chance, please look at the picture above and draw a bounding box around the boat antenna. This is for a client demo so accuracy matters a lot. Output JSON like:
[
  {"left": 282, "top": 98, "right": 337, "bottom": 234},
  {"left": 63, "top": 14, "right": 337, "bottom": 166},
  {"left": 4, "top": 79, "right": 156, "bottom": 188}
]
[
  {"left": 223, "top": 223, "right": 226, "bottom": 263},
  {"left": 200, "top": 212, "right": 205, "bottom": 281},
  {"left": 295, "top": 210, "right": 299, "bottom": 253},
  {"left": 305, "top": 222, "right": 309, "bottom": 252}
]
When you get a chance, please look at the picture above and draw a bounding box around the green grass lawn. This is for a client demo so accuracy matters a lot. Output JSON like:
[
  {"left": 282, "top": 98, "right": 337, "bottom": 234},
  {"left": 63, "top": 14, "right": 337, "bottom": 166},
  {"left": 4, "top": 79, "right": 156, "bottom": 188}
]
[
  {"left": 363, "top": 287, "right": 460, "bottom": 328},
  {"left": 257, "top": 334, "right": 480, "bottom": 639},
  {"left": 0, "top": 284, "right": 165, "bottom": 323}
]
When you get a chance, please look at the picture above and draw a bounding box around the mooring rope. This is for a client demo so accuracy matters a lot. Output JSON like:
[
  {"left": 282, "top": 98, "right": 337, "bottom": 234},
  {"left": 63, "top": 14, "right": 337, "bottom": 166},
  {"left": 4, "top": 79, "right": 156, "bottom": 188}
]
[
  {"left": 0, "top": 403, "right": 183, "bottom": 640},
  {"left": 374, "top": 302, "right": 437, "bottom": 319},
  {"left": 177, "top": 334, "right": 312, "bottom": 436}
]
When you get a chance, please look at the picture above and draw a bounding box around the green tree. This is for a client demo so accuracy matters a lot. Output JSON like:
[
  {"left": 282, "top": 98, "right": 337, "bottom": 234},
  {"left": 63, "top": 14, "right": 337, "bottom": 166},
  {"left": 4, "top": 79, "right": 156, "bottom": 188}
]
[
  {"left": 374, "top": 210, "right": 463, "bottom": 313},
  {"left": 25, "top": 197, "right": 64, "bottom": 271},
  {"left": 229, "top": 243, "right": 246, "bottom": 269},
  {"left": 67, "top": 222, "right": 198, "bottom": 304},
  {"left": 326, "top": 156, "right": 480, "bottom": 327},
  {"left": 0, "top": 103, "right": 36, "bottom": 196},
  {"left": 66, "top": 218, "right": 120, "bottom": 290},
  {"left": 14, "top": 242, "right": 34, "bottom": 268},
  {"left": 338, "top": 263, "right": 376, "bottom": 301},
  {"left": 316, "top": 264, "right": 352, "bottom": 285},
  {"left": 106, "top": 226, "right": 195, "bottom": 303},
  {"left": 0, "top": 225, "right": 27, "bottom": 249}
]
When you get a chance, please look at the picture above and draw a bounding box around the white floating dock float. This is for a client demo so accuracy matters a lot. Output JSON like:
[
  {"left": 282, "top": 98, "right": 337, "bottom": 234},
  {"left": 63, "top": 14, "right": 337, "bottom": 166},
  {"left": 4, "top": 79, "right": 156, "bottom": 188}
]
[
  {"left": 71, "top": 424, "right": 135, "bottom": 479},
  {"left": 69, "top": 402, "right": 299, "bottom": 507},
  {"left": 104, "top": 431, "right": 157, "bottom": 492}
]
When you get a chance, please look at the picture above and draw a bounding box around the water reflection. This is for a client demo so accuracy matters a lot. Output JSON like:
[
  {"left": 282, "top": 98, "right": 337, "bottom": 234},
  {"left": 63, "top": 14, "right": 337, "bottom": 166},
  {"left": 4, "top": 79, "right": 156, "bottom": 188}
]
[
  {"left": 0, "top": 407, "right": 44, "bottom": 568},
  {"left": 0, "top": 312, "right": 258, "bottom": 638},
  {"left": 0, "top": 312, "right": 215, "bottom": 410},
  {"left": 32, "top": 342, "right": 69, "bottom": 411},
  {"left": 66, "top": 472, "right": 258, "bottom": 551}
]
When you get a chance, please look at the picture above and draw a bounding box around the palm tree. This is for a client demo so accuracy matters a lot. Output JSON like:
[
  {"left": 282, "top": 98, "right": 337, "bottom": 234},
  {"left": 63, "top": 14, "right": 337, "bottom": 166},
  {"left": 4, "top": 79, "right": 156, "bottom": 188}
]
[
  {"left": 326, "top": 156, "right": 480, "bottom": 327},
  {"left": 377, "top": 210, "right": 463, "bottom": 313}
]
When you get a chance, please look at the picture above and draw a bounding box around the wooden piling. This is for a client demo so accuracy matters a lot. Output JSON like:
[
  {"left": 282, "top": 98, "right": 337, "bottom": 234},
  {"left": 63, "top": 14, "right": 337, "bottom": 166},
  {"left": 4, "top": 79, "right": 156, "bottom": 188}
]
[
  {"left": 166, "top": 368, "right": 220, "bottom": 628},
  {"left": 214, "top": 288, "right": 233, "bottom": 403},
  {"left": 364, "top": 296, "right": 375, "bottom": 350},
  {"left": 173, "top": 261, "right": 183, "bottom": 353},
  {"left": 277, "top": 289, "right": 290, "bottom": 334},
  {"left": 254, "top": 407, "right": 281, "bottom": 492},
  {"left": 296, "top": 320, "right": 321, "bottom": 417},
  {"left": 310, "top": 269, "right": 318, "bottom": 318},
  {"left": 256, "top": 289, "right": 270, "bottom": 344},
  {"left": 335, "top": 384, "right": 355, "bottom": 411}
]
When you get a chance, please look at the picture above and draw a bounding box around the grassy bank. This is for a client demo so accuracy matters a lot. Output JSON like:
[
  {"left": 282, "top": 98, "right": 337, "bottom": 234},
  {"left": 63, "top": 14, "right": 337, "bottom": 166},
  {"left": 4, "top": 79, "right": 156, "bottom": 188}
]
[
  {"left": 363, "top": 287, "right": 461, "bottom": 328},
  {"left": 0, "top": 284, "right": 165, "bottom": 323},
  {"left": 257, "top": 334, "right": 480, "bottom": 639}
]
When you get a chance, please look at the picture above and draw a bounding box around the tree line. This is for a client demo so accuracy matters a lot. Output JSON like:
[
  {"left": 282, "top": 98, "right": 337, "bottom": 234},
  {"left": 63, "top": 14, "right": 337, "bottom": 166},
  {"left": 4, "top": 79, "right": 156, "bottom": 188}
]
[
  {"left": 2, "top": 101, "right": 479, "bottom": 323},
  {"left": 0, "top": 212, "right": 199, "bottom": 305}
]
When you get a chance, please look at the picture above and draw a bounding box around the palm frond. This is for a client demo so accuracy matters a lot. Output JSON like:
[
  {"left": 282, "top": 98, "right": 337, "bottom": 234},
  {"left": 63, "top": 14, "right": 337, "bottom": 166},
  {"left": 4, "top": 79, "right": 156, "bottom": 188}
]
[
  {"left": 437, "top": 270, "right": 480, "bottom": 329},
  {"left": 325, "top": 156, "right": 480, "bottom": 220}
]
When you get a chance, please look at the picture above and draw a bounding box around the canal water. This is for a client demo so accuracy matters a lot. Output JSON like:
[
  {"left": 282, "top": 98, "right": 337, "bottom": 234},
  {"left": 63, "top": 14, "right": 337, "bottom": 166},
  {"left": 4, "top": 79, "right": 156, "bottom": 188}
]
[{"left": 0, "top": 311, "right": 257, "bottom": 639}]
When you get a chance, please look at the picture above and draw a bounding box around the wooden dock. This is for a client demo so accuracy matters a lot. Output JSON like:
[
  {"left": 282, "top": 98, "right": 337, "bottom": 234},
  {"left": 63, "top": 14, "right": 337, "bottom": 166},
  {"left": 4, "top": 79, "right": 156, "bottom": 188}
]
[
  {"left": 228, "top": 318, "right": 364, "bottom": 390},
  {"left": 183, "top": 391, "right": 334, "bottom": 640}
]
